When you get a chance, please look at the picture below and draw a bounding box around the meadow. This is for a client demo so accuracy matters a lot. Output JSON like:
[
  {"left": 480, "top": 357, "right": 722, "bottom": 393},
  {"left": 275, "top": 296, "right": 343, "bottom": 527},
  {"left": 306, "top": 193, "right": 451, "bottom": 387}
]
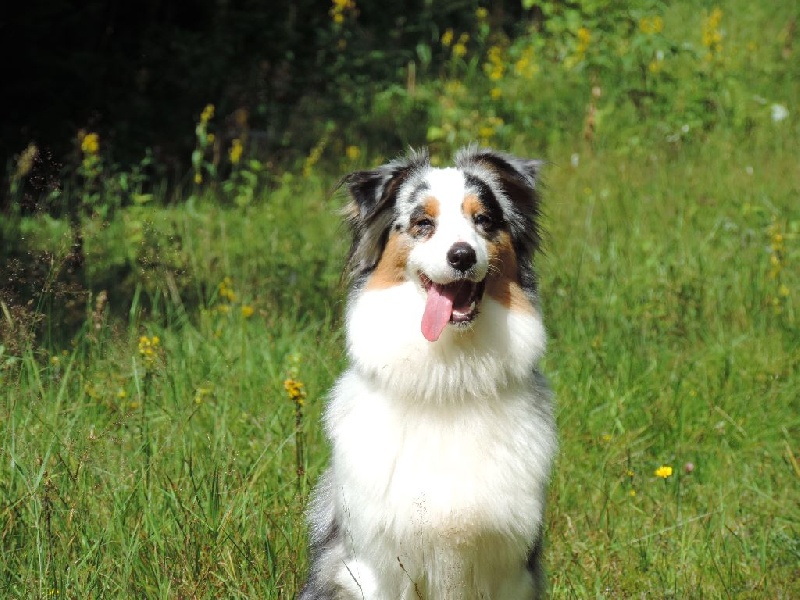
[{"left": 2, "top": 2, "right": 799, "bottom": 598}]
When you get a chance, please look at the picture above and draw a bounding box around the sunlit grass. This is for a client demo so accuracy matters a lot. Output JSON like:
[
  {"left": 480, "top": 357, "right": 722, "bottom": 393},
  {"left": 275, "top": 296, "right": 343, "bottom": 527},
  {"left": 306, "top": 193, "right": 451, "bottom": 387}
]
[{"left": 3, "top": 125, "right": 798, "bottom": 597}]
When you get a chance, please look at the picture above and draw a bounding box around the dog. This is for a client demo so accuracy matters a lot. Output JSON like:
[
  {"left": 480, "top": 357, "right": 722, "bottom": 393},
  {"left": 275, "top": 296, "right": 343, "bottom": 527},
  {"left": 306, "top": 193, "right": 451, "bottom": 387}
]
[{"left": 300, "top": 147, "right": 556, "bottom": 600}]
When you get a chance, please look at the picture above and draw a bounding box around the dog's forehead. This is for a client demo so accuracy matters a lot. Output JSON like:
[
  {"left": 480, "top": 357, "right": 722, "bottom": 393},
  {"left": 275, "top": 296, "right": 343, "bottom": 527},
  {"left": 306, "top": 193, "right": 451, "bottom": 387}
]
[
  {"left": 398, "top": 167, "right": 488, "bottom": 220},
  {"left": 422, "top": 167, "right": 467, "bottom": 203}
]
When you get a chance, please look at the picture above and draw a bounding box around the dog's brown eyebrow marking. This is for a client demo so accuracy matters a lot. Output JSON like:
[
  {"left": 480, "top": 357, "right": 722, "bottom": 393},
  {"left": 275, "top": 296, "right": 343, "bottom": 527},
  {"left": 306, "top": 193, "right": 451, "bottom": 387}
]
[
  {"left": 408, "top": 197, "right": 439, "bottom": 223},
  {"left": 462, "top": 194, "right": 483, "bottom": 218},
  {"left": 422, "top": 196, "right": 440, "bottom": 218}
]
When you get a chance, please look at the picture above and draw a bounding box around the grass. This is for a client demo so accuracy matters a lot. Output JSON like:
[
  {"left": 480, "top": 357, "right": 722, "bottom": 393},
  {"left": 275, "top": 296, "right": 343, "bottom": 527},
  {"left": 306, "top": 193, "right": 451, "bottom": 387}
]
[
  {"left": 2, "top": 2, "right": 799, "bottom": 596},
  {"left": 542, "top": 132, "right": 799, "bottom": 597},
  {"left": 2, "top": 125, "right": 798, "bottom": 599}
]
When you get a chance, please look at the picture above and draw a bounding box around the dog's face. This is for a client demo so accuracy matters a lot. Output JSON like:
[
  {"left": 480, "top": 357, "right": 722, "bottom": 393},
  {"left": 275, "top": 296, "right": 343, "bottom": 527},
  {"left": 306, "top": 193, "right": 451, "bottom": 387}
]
[{"left": 343, "top": 147, "right": 542, "bottom": 343}]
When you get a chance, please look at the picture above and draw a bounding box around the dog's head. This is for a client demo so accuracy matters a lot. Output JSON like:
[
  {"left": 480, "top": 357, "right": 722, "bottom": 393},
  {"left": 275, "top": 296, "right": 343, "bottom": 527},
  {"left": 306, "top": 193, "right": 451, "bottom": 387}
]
[{"left": 342, "top": 146, "right": 543, "bottom": 343}]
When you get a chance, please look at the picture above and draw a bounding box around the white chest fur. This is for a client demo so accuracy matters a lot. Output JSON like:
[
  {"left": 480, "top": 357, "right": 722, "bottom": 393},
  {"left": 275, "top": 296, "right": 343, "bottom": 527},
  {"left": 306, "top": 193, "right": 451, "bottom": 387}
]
[
  {"left": 325, "top": 374, "right": 555, "bottom": 598},
  {"left": 328, "top": 372, "right": 554, "bottom": 538},
  {"left": 322, "top": 284, "right": 555, "bottom": 598}
]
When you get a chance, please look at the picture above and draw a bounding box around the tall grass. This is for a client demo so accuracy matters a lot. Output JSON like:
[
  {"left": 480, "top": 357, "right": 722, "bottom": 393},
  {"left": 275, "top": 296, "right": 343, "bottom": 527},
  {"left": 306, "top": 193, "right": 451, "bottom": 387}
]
[
  {"left": 542, "top": 130, "right": 799, "bottom": 597},
  {"left": 3, "top": 124, "right": 797, "bottom": 598}
]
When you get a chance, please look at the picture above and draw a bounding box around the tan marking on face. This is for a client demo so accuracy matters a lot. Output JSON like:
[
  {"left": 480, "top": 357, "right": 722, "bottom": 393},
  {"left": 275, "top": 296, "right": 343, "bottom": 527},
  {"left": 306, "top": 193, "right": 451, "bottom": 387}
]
[
  {"left": 462, "top": 194, "right": 483, "bottom": 219},
  {"left": 485, "top": 231, "right": 535, "bottom": 314},
  {"left": 423, "top": 196, "right": 440, "bottom": 218},
  {"left": 365, "top": 231, "right": 410, "bottom": 290}
]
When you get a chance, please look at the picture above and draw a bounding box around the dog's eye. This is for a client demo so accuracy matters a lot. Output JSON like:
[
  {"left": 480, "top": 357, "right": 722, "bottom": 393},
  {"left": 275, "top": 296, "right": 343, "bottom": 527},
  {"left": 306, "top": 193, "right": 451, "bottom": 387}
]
[
  {"left": 411, "top": 217, "right": 435, "bottom": 237},
  {"left": 473, "top": 213, "right": 494, "bottom": 230}
]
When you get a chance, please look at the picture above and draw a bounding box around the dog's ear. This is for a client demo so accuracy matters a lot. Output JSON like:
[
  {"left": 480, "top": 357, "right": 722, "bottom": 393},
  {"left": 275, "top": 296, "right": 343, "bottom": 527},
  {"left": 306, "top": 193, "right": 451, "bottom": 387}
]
[
  {"left": 340, "top": 148, "right": 429, "bottom": 281},
  {"left": 341, "top": 148, "right": 430, "bottom": 225},
  {"left": 455, "top": 147, "right": 542, "bottom": 215}
]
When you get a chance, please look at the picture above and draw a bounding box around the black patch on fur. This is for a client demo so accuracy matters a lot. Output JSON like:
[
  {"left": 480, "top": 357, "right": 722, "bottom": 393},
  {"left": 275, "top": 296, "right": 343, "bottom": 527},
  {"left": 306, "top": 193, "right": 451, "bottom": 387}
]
[
  {"left": 464, "top": 172, "right": 506, "bottom": 233},
  {"left": 457, "top": 147, "right": 544, "bottom": 294},
  {"left": 409, "top": 180, "right": 430, "bottom": 202},
  {"left": 526, "top": 527, "right": 548, "bottom": 599},
  {"left": 409, "top": 203, "right": 429, "bottom": 223},
  {"left": 299, "top": 507, "right": 342, "bottom": 600}
]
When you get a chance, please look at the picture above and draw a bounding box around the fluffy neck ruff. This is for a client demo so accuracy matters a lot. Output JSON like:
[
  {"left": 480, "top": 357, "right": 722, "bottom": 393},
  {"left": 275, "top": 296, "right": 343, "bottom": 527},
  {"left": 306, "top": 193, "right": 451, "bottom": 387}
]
[{"left": 345, "top": 282, "right": 546, "bottom": 404}]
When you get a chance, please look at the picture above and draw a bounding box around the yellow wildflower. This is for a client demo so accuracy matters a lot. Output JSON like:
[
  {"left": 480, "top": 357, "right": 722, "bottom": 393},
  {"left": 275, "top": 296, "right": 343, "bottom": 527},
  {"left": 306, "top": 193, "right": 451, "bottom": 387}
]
[
  {"left": 768, "top": 222, "right": 785, "bottom": 279},
  {"left": 117, "top": 389, "right": 127, "bottom": 399},
  {"left": 490, "top": 87, "right": 502, "bottom": 100},
  {"left": 648, "top": 58, "right": 663, "bottom": 74},
  {"left": 200, "top": 104, "right": 215, "bottom": 124},
  {"left": 567, "top": 27, "right": 591, "bottom": 67},
  {"left": 241, "top": 305, "right": 255, "bottom": 318},
  {"left": 441, "top": 28, "right": 454, "bottom": 47},
  {"left": 346, "top": 145, "right": 361, "bottom": 161},
  {"left": 639, "top": 16, "right": 664, "bottom": 35},
  {"left": 81, "top": 133, "right": 100, "bottom": 155},
  {"left": 654, "top": 465, "right": 673, "bottom": 479},
  {"left": 138, "top": 335, "right": 160, "bottom": 366},
  {"left": 284, "top": 378, "right": 307, "bottom": 405},
  {"left": 194, "top": 387, "right": 212, "bottom": 405},
  {"left": 194, "top": 172, "right": 203, "bottom": 185},
  {"left": 577, "top": 27, "right": 591, "bottom": 48},
  {"left": 702, "top": 8, "right": 723, "bottom": 59},
  {"left": 514, "top": 46, "right": 539, "bottom": 79},
  {"left": 445, "top": 80, "right": 464, "bottom": 96},
  {"left": 330, "top": 0, "right": 356, "bottom": 24},
  {"left": 453, "top": 42, "right": 467, "bottom": 58},
  {"left": 229, "top": 138, "right": 244, "bottom": 165},
  {"left": 218, "top": 277, "right": 237, "bottom": 302},
  {"left": 476, "top": 7, "right": 488, "bottom": 20},
  {"left": 485, "top": 45, "right": 505, "bottom": 82}
]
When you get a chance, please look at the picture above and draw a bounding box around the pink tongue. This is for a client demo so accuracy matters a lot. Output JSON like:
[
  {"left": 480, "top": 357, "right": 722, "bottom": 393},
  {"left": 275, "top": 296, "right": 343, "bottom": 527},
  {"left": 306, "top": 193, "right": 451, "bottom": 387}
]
[{"left": 421, "top": 284, "right": 454, "bottom": 342}]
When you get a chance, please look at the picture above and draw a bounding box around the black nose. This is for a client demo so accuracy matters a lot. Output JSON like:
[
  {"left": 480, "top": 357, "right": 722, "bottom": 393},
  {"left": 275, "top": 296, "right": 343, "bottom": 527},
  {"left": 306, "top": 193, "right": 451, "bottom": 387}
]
[{"left": 447, "top": 242, "right": 477, "bottom": 272}]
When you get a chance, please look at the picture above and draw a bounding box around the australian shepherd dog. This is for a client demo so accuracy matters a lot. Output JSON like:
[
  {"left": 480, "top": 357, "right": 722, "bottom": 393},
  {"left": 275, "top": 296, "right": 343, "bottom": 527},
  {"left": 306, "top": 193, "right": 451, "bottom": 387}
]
[{"left": 300, "top": 147, "right": 557, "bottom": 600}]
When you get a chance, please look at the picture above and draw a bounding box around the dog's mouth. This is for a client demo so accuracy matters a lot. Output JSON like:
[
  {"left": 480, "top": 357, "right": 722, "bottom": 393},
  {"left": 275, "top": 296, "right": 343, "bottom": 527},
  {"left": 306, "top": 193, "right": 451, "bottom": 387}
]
[{"left": 419, "top": 273, "right": 486, "bottom": 342}]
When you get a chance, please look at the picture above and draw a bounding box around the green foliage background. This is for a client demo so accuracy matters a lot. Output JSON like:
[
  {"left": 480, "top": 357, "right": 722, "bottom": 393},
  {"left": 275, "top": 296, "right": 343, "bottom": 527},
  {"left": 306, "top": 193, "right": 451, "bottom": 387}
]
[{"left": 1, "top": 0, "right": 799, "bottom": 597}]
